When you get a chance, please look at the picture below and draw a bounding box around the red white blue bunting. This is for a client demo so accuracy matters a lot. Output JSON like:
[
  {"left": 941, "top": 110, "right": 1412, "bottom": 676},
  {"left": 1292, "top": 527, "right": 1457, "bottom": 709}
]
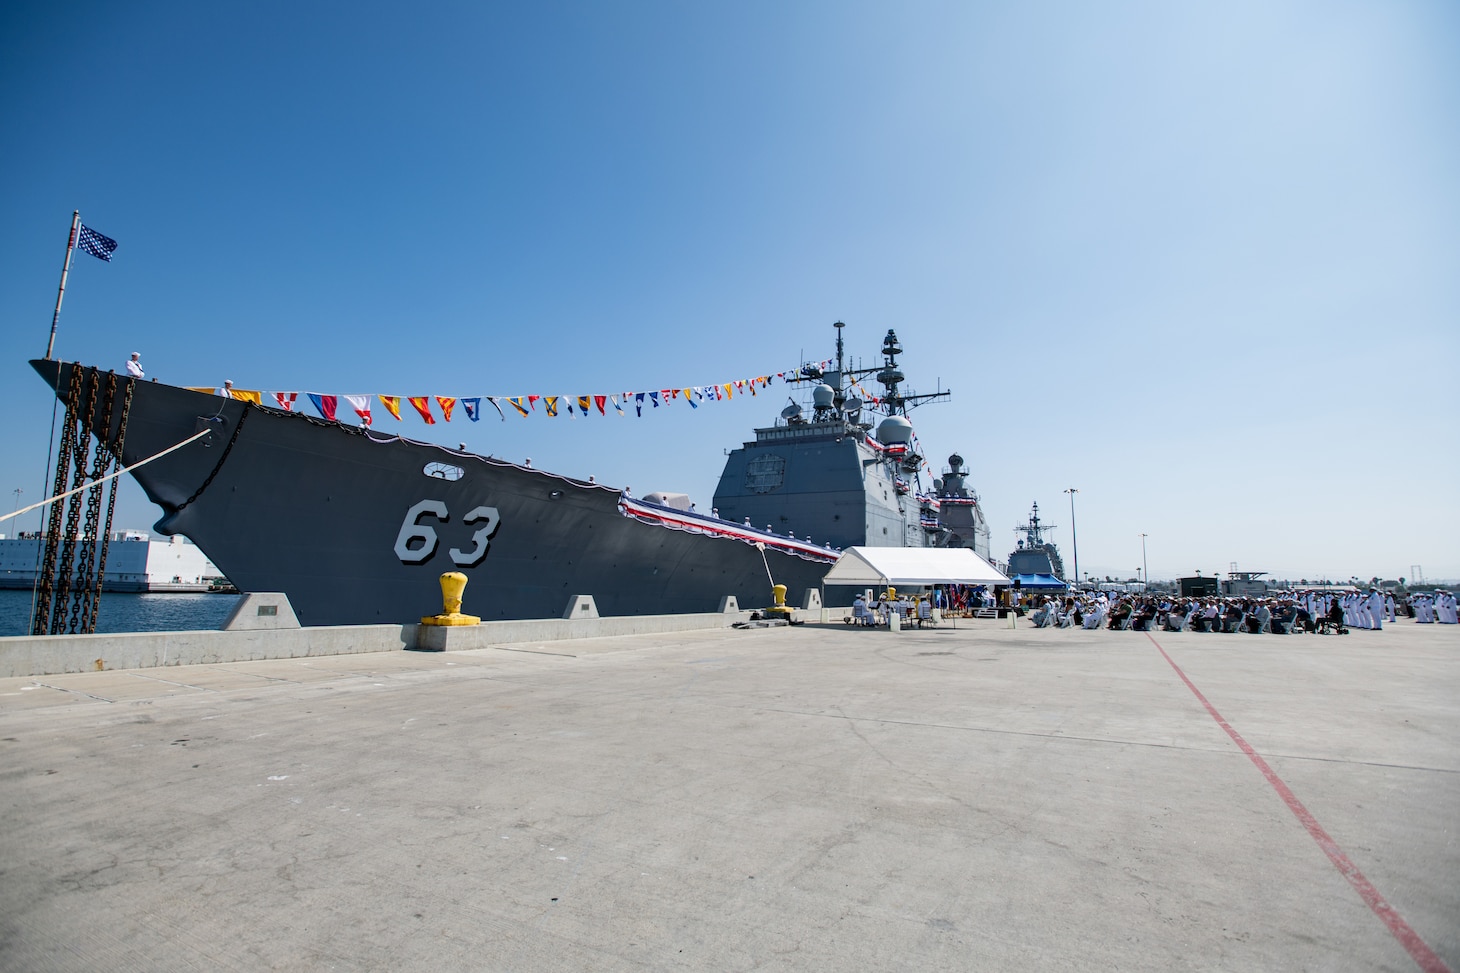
[{"left": 617, "top": 495, "right": 840, "bottom": 564}]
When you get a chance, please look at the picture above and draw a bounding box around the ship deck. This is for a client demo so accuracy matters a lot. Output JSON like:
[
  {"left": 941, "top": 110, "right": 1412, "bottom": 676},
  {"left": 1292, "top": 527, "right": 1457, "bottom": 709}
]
[{"left": 1, "top": 621, "right": 1455, "bottom": 971}]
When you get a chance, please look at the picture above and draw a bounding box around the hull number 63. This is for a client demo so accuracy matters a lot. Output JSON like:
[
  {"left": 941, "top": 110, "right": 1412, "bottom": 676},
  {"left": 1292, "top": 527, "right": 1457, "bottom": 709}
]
[{"left": 394, "top": 500, "right": 501, "bottom": 567}]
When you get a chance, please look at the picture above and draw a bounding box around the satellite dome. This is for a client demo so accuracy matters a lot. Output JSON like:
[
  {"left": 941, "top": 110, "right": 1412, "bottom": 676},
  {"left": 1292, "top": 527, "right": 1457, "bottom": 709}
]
[
  {"left": 876, "top": 415, "right": 913, "bottom": 445},
  {"left": 812, "top": 384, "right": 835, "bottom": 408}
]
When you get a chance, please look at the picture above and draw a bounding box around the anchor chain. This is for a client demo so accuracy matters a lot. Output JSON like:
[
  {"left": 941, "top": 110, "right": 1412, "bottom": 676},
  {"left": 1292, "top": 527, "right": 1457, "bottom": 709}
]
[
  {"left": 31, "top": 368, "right": 139, "bottom": 636},
  {"left": 70, "top": 372, "right": 117, "bottom": 633},
  {"left": 173, "top": 404, "right": 250, "bottom": 514},
  {"left": 87, "top": 377, "right": 134, "bottom": 633},
  {"left": 53, "top": 371, "right": 100, "bottom": 634},
  {"left": 32, "top": 364, "right": 82, "bottom": 635}
]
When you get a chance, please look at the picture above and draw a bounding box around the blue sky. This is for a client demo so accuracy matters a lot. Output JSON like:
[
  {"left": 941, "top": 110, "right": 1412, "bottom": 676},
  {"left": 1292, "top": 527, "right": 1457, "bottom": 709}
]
[{"left": 2, "top": 0, "right": 1457, "bottom": 582}]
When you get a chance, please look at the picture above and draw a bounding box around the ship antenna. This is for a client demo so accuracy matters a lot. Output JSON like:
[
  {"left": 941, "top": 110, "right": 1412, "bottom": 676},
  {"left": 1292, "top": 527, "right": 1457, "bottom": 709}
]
[
  {"left": 832, "top": 320, "right": 847, "bottom": 410},
  {"left": 834, "top": 320, "right": 845, "bottom": 383},
  {"left": 877, "top": 329, "right": 906, "bottom": 415}
]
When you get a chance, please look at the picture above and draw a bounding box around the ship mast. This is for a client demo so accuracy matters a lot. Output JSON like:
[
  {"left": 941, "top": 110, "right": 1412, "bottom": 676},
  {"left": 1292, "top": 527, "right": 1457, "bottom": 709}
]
[
  {"left": 833, "top": 320, "right": 847, "bottom": 411},
  {"left": 1015, "top": 501, "right": 1057, "bottom": 548},
  {"left": 798, "top": 324, "right": 951, "bottom": 419},
  {"left": 873, "top": 329, "right": 949, "bottom": 417}
]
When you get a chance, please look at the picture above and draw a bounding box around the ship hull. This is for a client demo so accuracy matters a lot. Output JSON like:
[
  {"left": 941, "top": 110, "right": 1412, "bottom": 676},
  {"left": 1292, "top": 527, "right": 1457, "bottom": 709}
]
[{"left": 33, "top": 362, "right": 840, "bottom": 627}]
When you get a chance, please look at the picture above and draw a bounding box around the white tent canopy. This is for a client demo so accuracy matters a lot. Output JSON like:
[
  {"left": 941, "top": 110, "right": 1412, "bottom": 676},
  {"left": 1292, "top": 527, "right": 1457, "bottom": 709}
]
[{"left": 821, "top": 547, "right": 1009, "bottom": 587}]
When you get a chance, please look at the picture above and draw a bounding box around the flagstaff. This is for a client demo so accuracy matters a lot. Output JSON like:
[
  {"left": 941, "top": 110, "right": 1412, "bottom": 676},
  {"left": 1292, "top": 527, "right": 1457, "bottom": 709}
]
[
  {"left": 44, "top": 211, "right": 80, "bottom": 360},
  {"left": 43, "top": 211, "right": 118, "bottom": 360}
]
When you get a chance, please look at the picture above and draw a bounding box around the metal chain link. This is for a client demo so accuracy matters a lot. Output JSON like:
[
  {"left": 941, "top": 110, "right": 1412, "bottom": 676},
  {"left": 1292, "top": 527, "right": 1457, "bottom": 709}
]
[
  {"left": 72, "top": 371, "right": 118, "bottom": 633},
  {"left": 57, "top": 371, "right": 100, "bottom": 634},
  {"left": 32, "top": 364, "right": 82, "bottom": 635},
  {"left": 88, "top": 377, "right": 134, "bottom": 633}
]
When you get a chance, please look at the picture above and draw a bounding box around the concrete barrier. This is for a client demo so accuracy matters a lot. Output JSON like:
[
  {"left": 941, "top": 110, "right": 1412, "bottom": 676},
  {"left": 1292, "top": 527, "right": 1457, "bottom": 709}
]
[
  {"left": 222, "top": 592, "right": 301, "bottom": 630},
  {"left": 0, "top": 625, "right": 412, "bottom": 678},
  {"left": 561, "top": 594, "right": 600, "bottom": 619},
  {"left": 0, "top": 608, "right": 797, "bottom": 677}
]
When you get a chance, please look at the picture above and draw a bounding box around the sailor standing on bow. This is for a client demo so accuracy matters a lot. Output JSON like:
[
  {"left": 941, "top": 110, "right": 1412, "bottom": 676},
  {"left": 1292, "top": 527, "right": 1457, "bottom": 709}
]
[{"left": 125, "top": 352, "right": 144, "bottom": 378}]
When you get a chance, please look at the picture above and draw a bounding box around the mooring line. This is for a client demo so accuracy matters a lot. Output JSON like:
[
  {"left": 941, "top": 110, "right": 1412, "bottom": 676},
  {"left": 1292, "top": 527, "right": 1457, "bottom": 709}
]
[{"left": 1, "top": 428, "right": 211, "bottom": 526}]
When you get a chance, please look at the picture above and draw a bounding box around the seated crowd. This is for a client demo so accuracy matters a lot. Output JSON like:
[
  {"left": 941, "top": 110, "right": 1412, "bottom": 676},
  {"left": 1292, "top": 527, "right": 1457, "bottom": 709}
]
[
  {"left": 1019, "top": 591, "right": 1379, "bottom": 634},
  {"left": 850, "top": 590, "right": 963, "bottom": 627},
  {"left": 843, "top": 587, "right": 1452, "bottom": 632}
]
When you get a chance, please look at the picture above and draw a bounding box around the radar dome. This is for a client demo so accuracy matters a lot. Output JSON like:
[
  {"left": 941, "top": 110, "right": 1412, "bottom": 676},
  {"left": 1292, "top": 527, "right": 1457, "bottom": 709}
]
[
  {"left": 812, "top": 384, "right": 835, "bottom": 408},
  {"left": 876, "top": 415, "right": 913, "bottom": 445}
]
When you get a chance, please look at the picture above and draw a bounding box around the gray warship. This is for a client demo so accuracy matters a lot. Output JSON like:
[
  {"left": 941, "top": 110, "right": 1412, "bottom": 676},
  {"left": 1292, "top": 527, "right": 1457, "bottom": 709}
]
[
  {"left": 30, "top": 324, "right": 990, "bottom": 627},
  {"left": 1007, "top": 501, "right": 1066, "bottom": 582}
]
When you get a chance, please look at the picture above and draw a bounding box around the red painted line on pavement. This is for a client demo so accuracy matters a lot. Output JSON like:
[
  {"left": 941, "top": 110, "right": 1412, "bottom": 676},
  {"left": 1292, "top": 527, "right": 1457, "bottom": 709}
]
[{"left": 1145, "top": 632, "right": 1451, "bottom": 973}]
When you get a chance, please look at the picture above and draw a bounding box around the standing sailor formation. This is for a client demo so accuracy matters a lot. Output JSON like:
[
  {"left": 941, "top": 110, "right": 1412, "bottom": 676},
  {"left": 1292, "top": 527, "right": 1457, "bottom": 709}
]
[
  {"left": 1411, "top": 590, "right": 1457, "bottom": 624},
  {"left": 1293, "top": 588, "right": 1459, "bottom": 629}
]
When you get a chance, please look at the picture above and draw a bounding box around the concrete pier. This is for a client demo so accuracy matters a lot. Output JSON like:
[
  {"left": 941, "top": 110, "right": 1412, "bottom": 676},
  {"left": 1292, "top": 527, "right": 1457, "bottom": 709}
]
[
  {"left": 0, "top": 607, "right": 847, "bottom": 678},
  {"left": 0, "top": 620, "right": 1455, "bottom": 971}
]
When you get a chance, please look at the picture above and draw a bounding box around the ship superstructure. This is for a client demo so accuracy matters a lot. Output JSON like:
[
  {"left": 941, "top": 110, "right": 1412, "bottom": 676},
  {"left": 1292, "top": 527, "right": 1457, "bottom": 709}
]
[
  {"left": 713, "top": 323, "right": 951, "bottom": 550},
  {"left": 932, "top": 453, "right": 991, "bottom": 561}
]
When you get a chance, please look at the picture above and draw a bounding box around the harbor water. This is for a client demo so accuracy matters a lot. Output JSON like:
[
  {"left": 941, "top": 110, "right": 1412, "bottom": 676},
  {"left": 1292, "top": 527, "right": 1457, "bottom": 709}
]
[{"left": 0, "top": 589, "right": 240, "bottom": 638}]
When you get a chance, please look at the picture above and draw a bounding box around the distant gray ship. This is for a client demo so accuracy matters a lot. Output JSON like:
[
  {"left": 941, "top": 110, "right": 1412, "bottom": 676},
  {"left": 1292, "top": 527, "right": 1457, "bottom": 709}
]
[
  {"left": 1007, "top": 501, "right": 1066, "bottom": 583},
  {"left": 33, "top": 323, "right": 991, "bottom": 625}
]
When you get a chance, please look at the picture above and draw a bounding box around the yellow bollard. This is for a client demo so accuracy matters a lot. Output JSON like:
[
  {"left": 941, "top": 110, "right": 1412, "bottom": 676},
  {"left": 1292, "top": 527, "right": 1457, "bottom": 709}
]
[
  {"left": 766, "top": 582, "right": 793, "bottom": 618},
  {"left": 420, "top": 571, "right": 481, "bottom": 626}
]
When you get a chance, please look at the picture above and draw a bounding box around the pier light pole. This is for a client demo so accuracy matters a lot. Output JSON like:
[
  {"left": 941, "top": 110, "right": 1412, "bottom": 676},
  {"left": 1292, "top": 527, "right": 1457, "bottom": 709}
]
[
  {"left": 1140, "top": 533, "right": 1148, "bottom": 591},
  {"left": 1063, "top": 487, "right": 1079, "bottom": 589}
]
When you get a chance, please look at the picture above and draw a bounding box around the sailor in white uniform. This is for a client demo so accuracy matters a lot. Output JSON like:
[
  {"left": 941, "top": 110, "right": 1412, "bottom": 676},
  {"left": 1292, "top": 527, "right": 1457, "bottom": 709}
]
[
  {"left": 1439, "top": 592, "right": 1458, "bottom": 624},
  {"left": 125, "top": 352, "right": 144, "bottom": 378},
  {"left": 1413, "top": 594, "right": 1433, "bottom": 623},
  {"left": 1366, "top": 588, "right": 1384, "bottom": 630}
]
